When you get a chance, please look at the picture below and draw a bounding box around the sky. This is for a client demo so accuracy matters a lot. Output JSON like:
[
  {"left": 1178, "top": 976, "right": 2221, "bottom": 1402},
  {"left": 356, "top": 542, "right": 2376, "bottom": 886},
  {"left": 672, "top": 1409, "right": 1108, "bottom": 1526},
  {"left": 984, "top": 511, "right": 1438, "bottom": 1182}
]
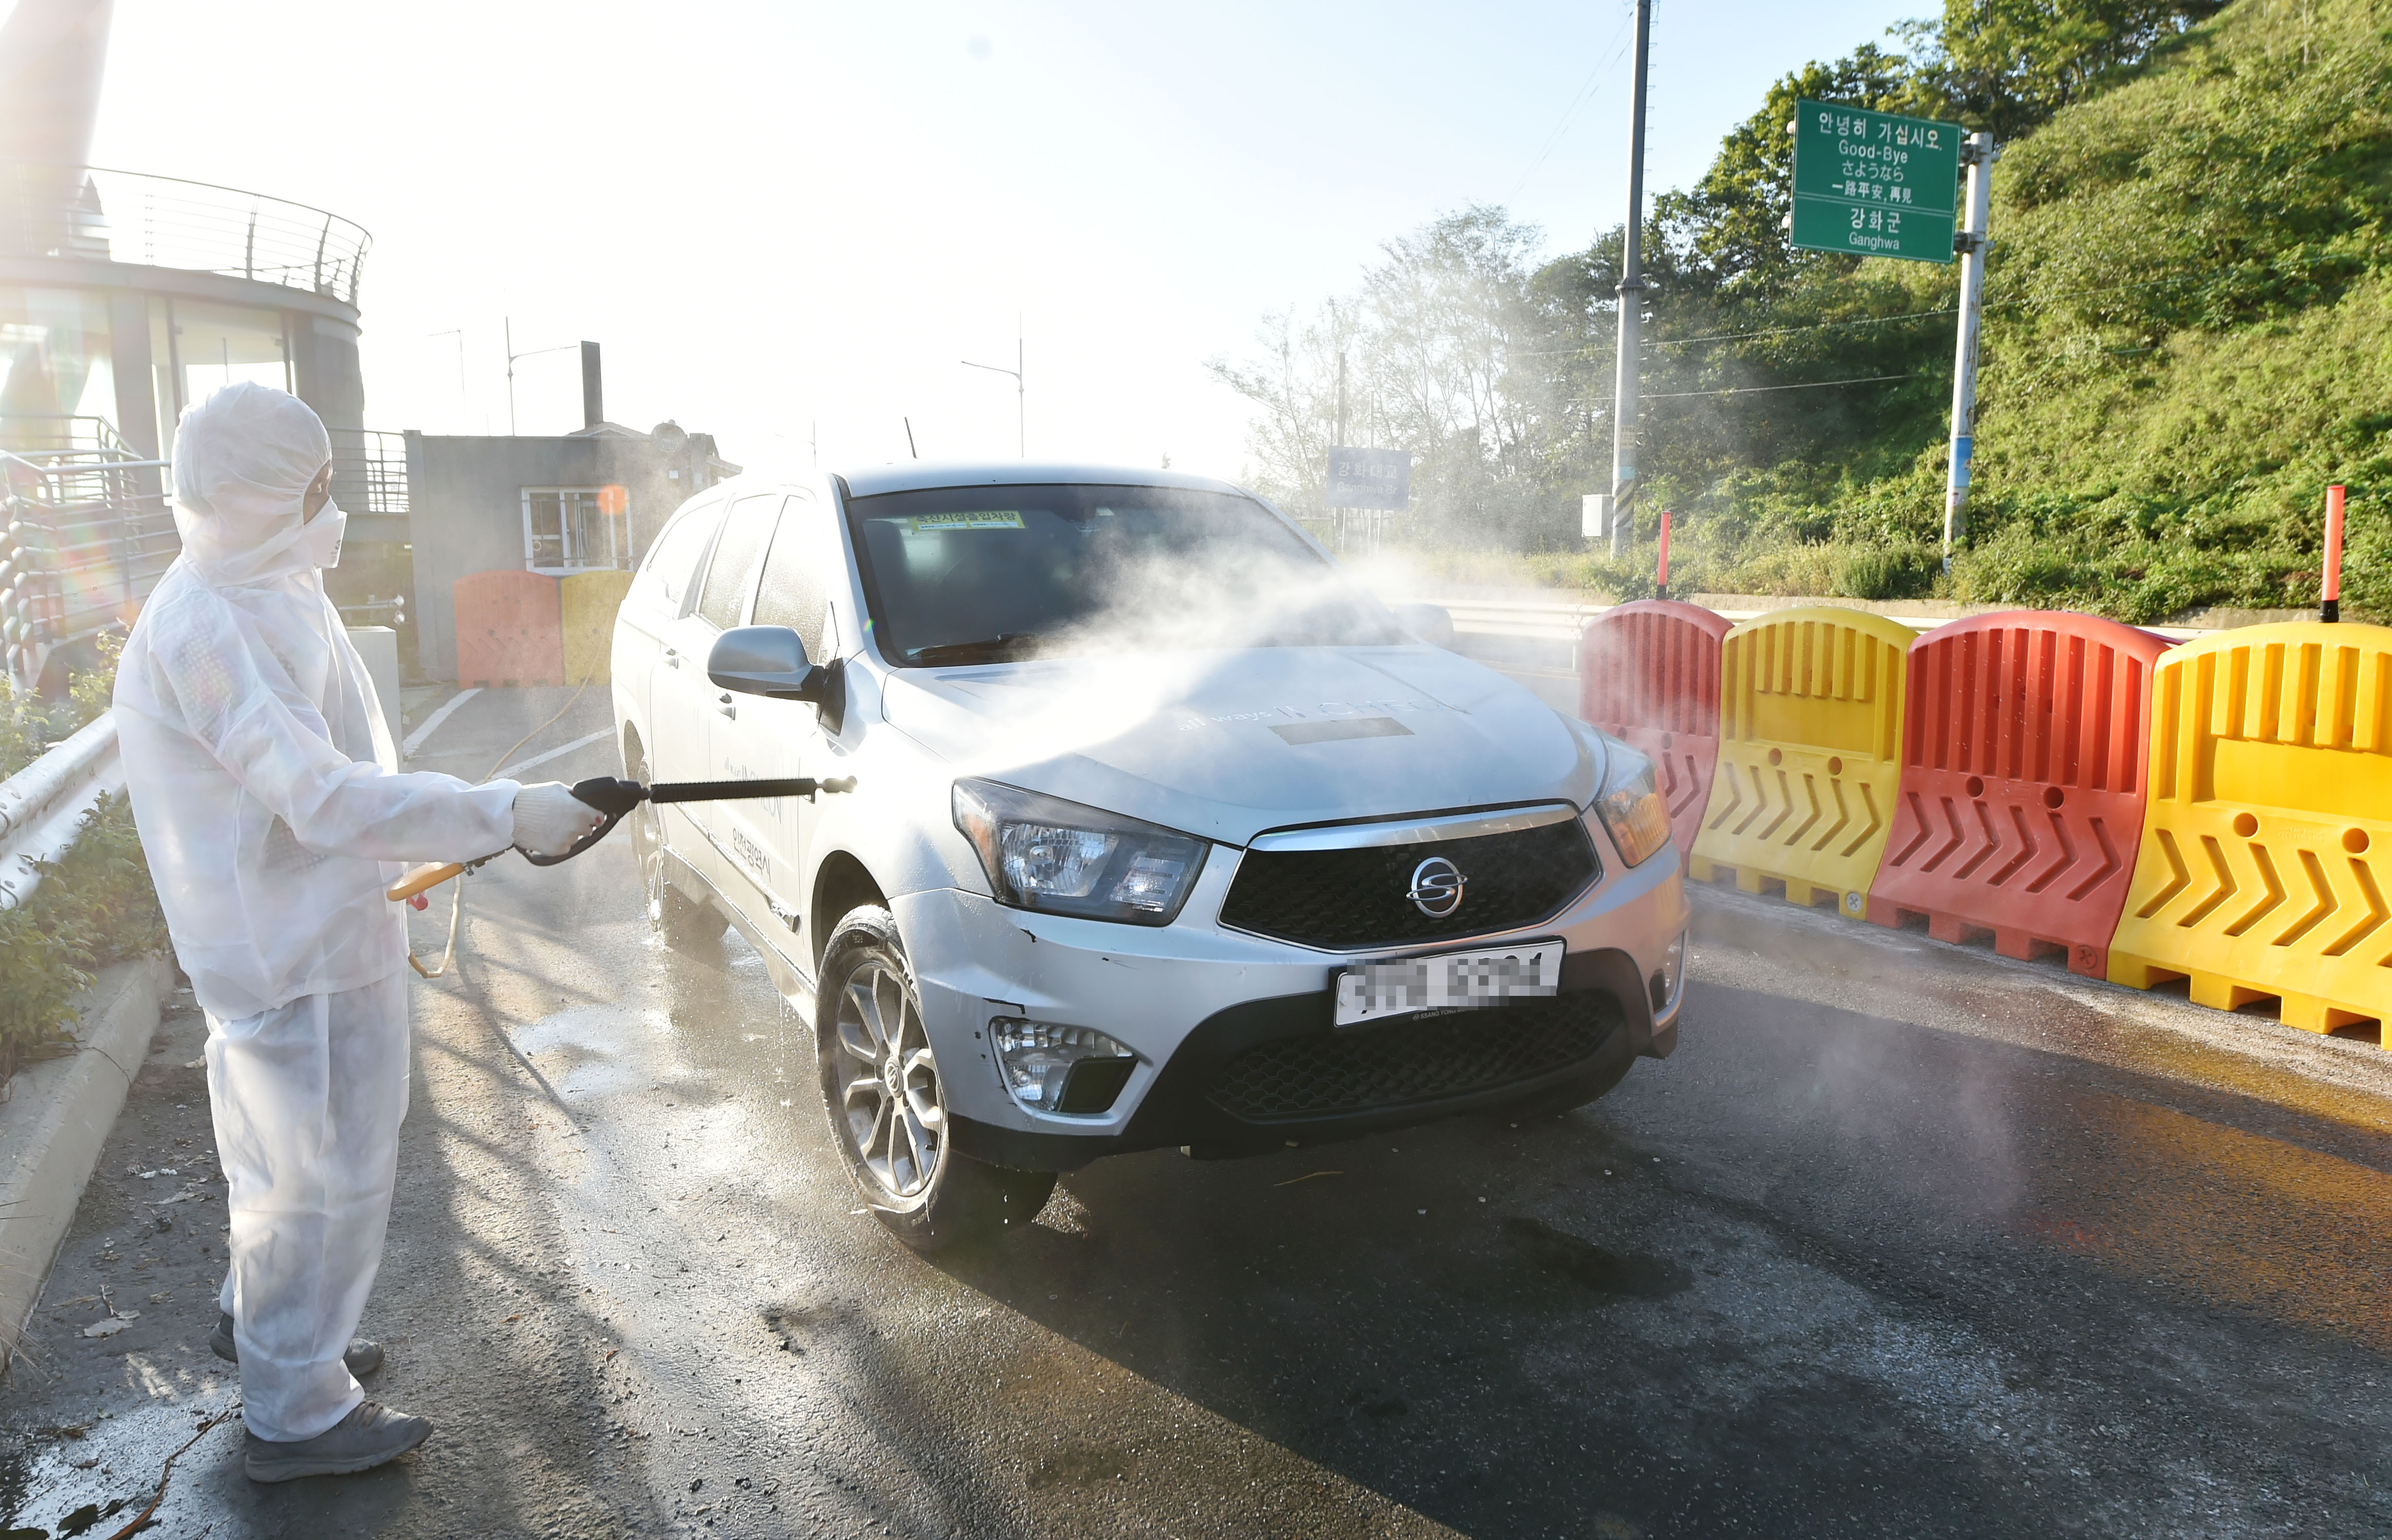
[{"left": 78, "top": 0, "right": 1927, "bottom": 482}]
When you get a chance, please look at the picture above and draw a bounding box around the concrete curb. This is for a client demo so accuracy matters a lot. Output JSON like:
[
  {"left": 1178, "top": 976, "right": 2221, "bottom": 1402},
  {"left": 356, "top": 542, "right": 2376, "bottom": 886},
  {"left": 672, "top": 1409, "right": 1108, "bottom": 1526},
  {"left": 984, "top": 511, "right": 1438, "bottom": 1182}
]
[{"left": 0, "top": 953, "right": 177, "bottom": 1373}]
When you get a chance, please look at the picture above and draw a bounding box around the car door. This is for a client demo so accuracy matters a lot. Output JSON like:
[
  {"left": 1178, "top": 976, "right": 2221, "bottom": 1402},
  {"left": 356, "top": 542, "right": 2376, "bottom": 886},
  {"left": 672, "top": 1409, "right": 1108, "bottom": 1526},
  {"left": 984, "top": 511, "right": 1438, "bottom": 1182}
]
[
  {"left": 614, "top": 496, "right": 722, "bottom": 767},
  {"left": 707, "top": 489, "right": 838, "bottom": 955},
  {"left": 659, "top": 490, "right": 778, "bottom": 890}
]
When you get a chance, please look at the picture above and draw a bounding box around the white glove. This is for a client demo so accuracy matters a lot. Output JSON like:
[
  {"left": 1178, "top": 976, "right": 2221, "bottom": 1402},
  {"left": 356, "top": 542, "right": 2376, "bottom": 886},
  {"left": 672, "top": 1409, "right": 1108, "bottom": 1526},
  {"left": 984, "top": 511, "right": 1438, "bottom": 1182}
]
[{"left": 511, "top": 782, "right": 605, "bottom": 858}]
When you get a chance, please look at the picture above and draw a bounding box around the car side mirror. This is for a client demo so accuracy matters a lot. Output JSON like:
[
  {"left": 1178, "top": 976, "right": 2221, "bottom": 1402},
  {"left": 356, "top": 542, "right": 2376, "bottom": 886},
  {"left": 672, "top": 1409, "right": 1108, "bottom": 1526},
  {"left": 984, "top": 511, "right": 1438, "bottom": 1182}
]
[
  {"left": 1391, "top": 602, "right": 1455, "bottom": 648},
  {"left": 708, "top": 625, "right": 825, "bottom": 702}
]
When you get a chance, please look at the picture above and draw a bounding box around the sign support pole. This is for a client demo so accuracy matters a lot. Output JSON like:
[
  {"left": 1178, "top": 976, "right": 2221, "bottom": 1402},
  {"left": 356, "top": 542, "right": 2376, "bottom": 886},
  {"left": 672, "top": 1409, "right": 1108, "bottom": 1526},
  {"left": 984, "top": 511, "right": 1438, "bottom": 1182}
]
[
  {"left": 1608, "top": 0, "right": 1652, "bottom": 558},
  {"left": 1942, "top": 130, "right": 1996, "bottom": 570}
]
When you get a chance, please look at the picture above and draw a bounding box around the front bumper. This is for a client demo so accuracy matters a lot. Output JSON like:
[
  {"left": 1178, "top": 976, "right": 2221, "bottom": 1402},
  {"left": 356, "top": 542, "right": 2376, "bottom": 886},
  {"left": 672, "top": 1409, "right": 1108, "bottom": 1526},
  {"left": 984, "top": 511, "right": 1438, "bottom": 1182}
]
[{"left": 893, "top": 823, "right": 1689, "bottom": 1169}]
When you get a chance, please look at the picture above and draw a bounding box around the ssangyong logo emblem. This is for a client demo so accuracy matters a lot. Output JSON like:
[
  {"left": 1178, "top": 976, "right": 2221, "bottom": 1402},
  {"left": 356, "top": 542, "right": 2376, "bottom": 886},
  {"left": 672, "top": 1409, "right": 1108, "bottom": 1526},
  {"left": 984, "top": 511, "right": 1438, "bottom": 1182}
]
[{"left": 1407, "top": 856, "right": 1466, "bottom": 918}]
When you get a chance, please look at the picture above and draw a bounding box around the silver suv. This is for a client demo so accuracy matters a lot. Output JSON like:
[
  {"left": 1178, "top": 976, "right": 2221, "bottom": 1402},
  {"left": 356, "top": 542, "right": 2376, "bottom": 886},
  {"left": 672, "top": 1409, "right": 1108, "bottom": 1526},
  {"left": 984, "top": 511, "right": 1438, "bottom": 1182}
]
[{"left": 610, "top": 463, "right": 1688, "bottom": 1249}]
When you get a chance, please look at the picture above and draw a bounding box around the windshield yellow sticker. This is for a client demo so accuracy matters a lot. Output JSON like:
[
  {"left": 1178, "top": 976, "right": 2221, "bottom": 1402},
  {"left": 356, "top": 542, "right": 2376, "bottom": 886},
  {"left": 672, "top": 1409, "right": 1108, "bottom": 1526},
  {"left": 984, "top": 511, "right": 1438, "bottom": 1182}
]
[{"left": 903, "top": 510, "right": 1025, "bottom": 533}]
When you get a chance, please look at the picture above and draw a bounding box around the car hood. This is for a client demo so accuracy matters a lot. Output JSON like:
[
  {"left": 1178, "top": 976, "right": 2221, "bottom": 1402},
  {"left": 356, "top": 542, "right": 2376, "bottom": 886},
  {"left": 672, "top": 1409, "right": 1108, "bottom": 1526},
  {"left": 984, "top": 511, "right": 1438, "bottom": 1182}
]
[{"left": 877, "top": 645, "right": 1597, "bottom": 846}]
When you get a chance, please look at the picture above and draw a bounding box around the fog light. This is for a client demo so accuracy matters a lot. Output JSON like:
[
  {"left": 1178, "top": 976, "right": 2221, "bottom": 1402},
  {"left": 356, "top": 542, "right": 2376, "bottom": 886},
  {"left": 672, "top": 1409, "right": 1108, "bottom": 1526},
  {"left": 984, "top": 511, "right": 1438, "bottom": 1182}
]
[{"left": 991, "top": 1019, "right": 1136, "bottom": 1114}]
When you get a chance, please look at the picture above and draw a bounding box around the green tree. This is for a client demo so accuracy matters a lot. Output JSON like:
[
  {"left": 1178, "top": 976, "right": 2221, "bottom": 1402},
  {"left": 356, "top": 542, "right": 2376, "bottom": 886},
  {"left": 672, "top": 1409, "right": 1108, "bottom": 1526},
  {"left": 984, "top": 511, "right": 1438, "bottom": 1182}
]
[{"left": 1903, "top": 0, "right": 2231, "bottom": 141}]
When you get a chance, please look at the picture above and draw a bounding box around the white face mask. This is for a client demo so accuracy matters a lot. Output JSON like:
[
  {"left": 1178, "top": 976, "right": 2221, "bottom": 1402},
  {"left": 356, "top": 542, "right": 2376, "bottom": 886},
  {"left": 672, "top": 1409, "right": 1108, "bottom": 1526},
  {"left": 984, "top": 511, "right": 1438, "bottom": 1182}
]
[{"left": 300, "top": 499, "right": 347, "bottom": 569}]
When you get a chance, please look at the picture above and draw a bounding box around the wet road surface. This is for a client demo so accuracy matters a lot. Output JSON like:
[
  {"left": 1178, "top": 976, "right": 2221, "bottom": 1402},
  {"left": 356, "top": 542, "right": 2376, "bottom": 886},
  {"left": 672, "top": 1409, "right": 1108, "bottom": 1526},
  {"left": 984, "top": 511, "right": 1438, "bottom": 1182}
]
[{"left": 5, "top": 684, "right": 2390, "bottom": 1538}]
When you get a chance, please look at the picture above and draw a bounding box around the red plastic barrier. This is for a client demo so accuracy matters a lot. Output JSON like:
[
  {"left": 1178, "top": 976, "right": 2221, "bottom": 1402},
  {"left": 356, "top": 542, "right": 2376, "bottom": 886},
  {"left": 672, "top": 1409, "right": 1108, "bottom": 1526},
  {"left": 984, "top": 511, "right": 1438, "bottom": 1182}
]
[
  {"left": 1867, "top": 610, "right": 2170, "bottom": 977},
  {"left": 453, "top": 569, "right": 562, "bottom": 688},
  {"left": 1578, "top": 600, "right": 1733, "bottom": 873}
]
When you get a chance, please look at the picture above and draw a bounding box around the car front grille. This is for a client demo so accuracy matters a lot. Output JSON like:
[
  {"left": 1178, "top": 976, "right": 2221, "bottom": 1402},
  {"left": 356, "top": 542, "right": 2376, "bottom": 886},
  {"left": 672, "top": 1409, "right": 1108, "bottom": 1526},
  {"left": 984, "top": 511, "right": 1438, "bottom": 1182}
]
[
  {"left": 1218, "top": 816, "right": 1599, "bottom": 950},
  {"left": 1206, "top": 990, "right": 1621, "bottom": 1124}
]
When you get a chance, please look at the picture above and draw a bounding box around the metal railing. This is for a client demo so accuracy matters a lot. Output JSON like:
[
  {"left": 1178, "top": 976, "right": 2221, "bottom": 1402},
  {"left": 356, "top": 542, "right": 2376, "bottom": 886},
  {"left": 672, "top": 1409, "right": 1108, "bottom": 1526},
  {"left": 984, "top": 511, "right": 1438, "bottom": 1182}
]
[
  {"left": 327, "top": 428, "right": 409, "bottom": 519},
  {"left": 0, "top": 164, "right": 372, "bottom": 306},
  {"left": 2, "top": 417, "right": 175, "bottom": 690}
]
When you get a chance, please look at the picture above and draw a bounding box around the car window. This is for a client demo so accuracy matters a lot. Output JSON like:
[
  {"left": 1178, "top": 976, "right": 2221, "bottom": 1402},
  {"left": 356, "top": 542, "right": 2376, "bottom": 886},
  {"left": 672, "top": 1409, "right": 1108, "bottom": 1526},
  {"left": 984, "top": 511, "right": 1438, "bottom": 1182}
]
[
  {"left": 634, "top": 499, "right": 725, "bottom": 615},
  {"left": 694, "top": 493, "right": 778, "bottom": 630},
  {"left": 751, "top": 493, "right": 832, "bottom": 659}
]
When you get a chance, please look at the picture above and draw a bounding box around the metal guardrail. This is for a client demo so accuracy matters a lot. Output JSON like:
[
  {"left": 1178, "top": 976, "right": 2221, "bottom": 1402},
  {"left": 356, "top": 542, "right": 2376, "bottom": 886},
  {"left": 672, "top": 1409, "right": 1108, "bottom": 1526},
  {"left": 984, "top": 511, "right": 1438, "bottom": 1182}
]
[
  {"left": 0, "top": 713, "right": 121, "bottom": 911},
  {"left": 1, "top": 164, "right": 372, "bottom": 306}
]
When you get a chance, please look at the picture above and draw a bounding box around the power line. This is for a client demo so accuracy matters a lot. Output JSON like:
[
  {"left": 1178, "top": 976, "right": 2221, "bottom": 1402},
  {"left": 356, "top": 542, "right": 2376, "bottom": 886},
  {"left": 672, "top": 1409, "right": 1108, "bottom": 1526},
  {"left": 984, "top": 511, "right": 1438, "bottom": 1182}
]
[
  {"left": 1507, "top": 5, "right": 1639, "bottom": 202},
  {"left": 1643, "top": 371, "right": 1922, "bottom": 398},
  {"left": 1648, "top": 307, "right": 1959, "bottom": 348},
  {"left": 1560, "top": 372, "right": 1925, "bottom": 413},
  {"left": 1504, "top": 266, "right": 2232, "bottom": 361}
]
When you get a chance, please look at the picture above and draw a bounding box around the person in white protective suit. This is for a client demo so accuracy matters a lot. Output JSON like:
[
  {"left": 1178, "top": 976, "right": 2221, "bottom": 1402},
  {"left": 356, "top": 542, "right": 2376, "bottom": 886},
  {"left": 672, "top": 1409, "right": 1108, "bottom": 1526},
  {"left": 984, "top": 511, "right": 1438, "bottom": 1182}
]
[{"left": 113, "top": 382, "right": 604, "bottom": 1483}]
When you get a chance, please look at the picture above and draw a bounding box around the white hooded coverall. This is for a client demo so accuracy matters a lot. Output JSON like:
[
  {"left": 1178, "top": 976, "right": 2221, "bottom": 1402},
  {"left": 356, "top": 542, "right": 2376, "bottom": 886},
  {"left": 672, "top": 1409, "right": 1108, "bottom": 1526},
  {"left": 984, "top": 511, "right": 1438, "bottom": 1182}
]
[{"left": 114, "top": 383, "right": 522, "bottom": 1443}]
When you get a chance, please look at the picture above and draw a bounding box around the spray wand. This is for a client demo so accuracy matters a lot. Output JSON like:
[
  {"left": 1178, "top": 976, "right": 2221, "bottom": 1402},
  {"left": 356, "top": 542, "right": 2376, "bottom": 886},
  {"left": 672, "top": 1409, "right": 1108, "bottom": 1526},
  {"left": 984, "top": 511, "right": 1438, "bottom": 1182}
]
[{"left": 387, "top": 773, "right": 856, "bottom": 903}]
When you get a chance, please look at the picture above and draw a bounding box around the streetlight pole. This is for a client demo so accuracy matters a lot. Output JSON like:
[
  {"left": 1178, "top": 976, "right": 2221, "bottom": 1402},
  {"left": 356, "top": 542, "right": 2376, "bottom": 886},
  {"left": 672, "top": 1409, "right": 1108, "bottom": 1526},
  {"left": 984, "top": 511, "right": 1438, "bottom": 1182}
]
[
  {"left": 504, "top": 316, "right": 578, "bottom": 437},
  {"left": 962, "top": 313, "right": 1025, "bottom": 456},
  {"left": 1608, "top": 0, "right": 1654, "bottom": 558}
]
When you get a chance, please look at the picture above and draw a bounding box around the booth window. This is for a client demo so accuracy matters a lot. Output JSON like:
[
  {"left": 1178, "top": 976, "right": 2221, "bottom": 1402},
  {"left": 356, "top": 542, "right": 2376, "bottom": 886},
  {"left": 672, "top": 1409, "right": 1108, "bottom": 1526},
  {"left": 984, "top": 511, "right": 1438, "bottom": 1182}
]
[{"left": 522, "top": 488, "right": 623, "bottom": 573}]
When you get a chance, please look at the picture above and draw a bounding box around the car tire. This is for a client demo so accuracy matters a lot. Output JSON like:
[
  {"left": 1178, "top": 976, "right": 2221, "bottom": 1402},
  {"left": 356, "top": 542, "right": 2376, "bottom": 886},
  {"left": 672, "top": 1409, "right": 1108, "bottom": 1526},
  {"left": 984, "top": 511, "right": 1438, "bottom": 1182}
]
[
  {"left": 625, "top": 744, "right": 725, "bottom": 953},
  {"left": 816, "top": 907, "right": 1057, "bottom": 1252}
]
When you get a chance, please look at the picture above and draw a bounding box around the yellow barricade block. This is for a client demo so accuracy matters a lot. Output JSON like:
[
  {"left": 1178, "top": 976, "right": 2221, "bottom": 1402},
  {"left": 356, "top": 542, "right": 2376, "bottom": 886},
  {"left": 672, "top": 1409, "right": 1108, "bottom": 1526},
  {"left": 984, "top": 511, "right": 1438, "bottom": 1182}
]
[
  {"left": 2109, "top": 622, "right": 2392, "bottom": 1040},
  {"left": 1689, "top": 605, "right": 1911, "bottom": 917},
  {"left": 560, "top": 570, "right": 635, "bottom": 685}
]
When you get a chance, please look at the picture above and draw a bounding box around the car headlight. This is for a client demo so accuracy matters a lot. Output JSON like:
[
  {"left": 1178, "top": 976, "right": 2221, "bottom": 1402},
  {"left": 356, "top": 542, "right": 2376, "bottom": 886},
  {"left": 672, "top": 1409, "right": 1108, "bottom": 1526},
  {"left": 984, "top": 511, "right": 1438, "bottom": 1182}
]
[
  {"left": 952, "top": 778, "right": 1208, "bottom": 925},
  {"left": 1592, "top": 739, "right": 1672, "bottom": 868}
]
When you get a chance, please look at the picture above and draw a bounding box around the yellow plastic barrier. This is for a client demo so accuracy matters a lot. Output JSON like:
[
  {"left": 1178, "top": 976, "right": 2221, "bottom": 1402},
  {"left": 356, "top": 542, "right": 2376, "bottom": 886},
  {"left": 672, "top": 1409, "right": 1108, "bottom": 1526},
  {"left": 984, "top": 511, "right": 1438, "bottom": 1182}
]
[
  {"left": 1688, "top": 605, "right": 1912, "bottom": 917},
  {"left": 560, "top": 570, "right": 635, "bottom": 685},
  {"left": 2109, "top": 622, "right": 2392, "bottom": 1038}
]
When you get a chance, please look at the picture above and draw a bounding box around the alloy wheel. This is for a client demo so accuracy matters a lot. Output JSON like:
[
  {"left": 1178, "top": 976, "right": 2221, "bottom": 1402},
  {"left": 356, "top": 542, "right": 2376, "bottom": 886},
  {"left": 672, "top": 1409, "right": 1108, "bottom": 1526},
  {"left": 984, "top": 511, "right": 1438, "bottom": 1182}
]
[{"left": 832, "top": 961, "right": 945, "bottom": 1199}]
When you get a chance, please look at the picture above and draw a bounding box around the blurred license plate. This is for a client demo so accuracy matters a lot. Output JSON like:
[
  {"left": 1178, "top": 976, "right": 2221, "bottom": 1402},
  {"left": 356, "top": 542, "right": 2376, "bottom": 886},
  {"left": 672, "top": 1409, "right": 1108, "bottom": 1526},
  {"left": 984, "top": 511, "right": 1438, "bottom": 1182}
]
[{"left": 1333, "top": 941, "right": 1563, "bottom": 1028}]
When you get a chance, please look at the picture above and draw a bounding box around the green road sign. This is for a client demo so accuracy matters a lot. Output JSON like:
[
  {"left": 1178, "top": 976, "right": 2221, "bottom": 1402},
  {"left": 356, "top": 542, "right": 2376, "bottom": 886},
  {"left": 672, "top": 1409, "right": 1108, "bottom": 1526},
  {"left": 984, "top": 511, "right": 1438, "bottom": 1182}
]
[{"left": 1789, "top": 98, "right": 1964, "bottom": 264}]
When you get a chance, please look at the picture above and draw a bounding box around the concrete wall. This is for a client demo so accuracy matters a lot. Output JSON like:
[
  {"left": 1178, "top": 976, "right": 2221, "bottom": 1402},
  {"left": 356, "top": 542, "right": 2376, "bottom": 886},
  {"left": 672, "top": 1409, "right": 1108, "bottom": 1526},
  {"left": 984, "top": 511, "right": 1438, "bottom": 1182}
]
[{"left": 404, "top": 429, "right": 725, "bottom": 683}]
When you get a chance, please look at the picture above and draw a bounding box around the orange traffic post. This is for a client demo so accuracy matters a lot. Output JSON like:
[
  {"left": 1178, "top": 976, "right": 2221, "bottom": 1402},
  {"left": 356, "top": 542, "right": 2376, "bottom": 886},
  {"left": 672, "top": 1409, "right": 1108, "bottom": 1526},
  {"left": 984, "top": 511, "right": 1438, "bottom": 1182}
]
[
  {"left": 2322, "top": 484, "right": 2345, "bottom": 624},
  {"left": 1578, "top": 601, "right": 1731, "bottom": 875},
  {"left": 1868, "top": 611, "right": 2170, "bottom": 977}
]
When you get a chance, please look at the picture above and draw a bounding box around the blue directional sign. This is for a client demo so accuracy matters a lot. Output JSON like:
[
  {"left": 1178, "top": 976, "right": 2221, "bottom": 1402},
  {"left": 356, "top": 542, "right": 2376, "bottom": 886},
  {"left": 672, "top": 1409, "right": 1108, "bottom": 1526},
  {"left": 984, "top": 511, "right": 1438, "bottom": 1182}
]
[{"left": 1326, "top": 447, "right": 1412, "bottom": 511}]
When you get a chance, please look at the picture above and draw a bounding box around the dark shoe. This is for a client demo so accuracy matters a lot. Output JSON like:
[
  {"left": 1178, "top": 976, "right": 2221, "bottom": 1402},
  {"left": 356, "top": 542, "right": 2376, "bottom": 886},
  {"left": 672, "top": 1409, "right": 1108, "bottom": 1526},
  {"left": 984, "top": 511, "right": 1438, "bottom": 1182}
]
[
  {"left": 243, "top": 1400, "right": 433, "bottom": 1482},
  {"left": 210, "top": 1312, "right": 383, "bottom": 1377}
]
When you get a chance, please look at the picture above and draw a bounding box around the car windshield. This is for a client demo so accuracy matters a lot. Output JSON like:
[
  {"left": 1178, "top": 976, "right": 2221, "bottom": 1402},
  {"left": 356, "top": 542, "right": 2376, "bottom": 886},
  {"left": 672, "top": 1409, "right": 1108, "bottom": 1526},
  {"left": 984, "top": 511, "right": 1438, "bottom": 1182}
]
[{"left": 845, "top": 483, "right": 1404, "bottom": 665}]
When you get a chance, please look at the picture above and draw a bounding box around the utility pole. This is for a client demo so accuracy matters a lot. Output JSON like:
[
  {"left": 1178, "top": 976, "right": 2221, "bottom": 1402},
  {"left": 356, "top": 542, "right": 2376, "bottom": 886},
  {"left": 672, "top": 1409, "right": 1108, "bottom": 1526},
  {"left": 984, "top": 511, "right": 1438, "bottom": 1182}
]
[
  {"left": 1608, "top": 0, "right": 1654, "bottom": 558},
  {"left": 1943, "top": 130, "right": 1997, "bottom": 567}
]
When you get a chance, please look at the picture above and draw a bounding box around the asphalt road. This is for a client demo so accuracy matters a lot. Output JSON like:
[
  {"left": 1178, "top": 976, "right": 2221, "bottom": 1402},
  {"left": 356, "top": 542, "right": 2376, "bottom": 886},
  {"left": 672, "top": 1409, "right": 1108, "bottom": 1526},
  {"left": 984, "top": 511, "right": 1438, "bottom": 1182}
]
[{"left": 5, "top": 682, "right": 2390, "bottom": 1538}]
